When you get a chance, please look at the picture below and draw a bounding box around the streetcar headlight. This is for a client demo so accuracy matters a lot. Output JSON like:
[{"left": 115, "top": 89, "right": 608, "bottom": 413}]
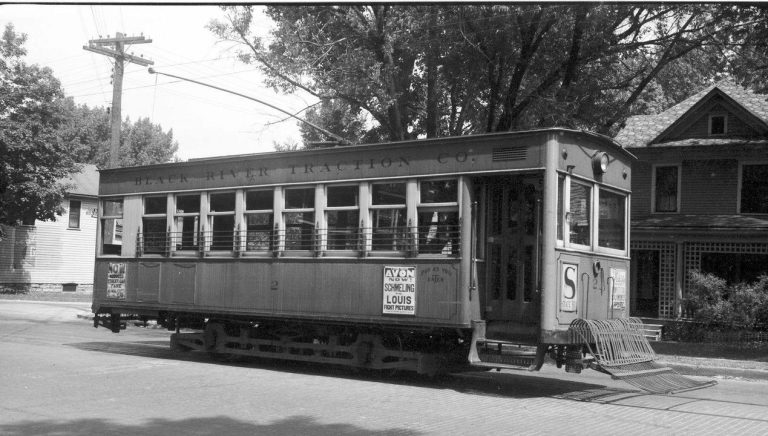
[{"left": 592, "top": 152, "right": 609, "bottom": 174}]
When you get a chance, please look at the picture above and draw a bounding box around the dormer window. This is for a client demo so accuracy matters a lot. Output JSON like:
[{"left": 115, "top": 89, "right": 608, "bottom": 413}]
[{"left": 709, "top": 114, "right": 726, "bottom": 135}]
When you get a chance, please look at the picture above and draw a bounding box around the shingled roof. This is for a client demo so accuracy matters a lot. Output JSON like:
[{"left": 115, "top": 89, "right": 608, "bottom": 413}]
[
  {"left": 615, "top": 79, "right": 768, "bottom": 148},
  {"left": 61, "top": 164, "right": 99, "bottom": 197}
]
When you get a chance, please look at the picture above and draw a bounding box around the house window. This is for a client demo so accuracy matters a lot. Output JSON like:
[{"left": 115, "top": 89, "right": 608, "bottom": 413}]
[
  {"left": 709, "top": 114, "right": 726, "bottom": 135},
  {"left": 283, "top": 187, "right": 315, "bottom": 250},
  {"left": 208, "top": 192, "right": 235, "bottom": 251},
  {"left": 143, "top": 196, "right": 167, "bottom": 254},
  {"left": 101, "top": 199, "right": 123, "bottom": 255},
  {"left": 568, "top": 182, "right": 591, "bottom": 246},
  {"left": 68, "top": 199, "right": 81, "bottom": 229},
  {"left": 371, "top": 182, "right": 407, "bottom": 251},
  {"left": 326, "top": 185, "right": 359, "bottom": 250},
  {"left": 654, "top": 165, "right": 679, "bottom": 213},
  {"left": 244, "top": 189, "right": 273, "bottom": 252},
  {"left": 174, "top": 194, "right": 200, "bottom": 251},
  {"left": 741, "top": 164, "right": 768, "bottom": 214},
  {"left": 417, "top": 179, "right": 459, "bottom": 255}
]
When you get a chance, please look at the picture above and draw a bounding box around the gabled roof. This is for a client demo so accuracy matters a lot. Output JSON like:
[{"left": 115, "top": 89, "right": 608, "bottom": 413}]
[
  {"left": 615, "top": 79, "right": 768, "bottom": 148},
  {"left": 61, "top": 164, "right": 99, "bottom": 197}
]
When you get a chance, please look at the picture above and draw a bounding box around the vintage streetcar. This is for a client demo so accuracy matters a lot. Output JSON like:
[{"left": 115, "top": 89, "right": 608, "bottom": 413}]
[{"left": 92, "top": 129, "right": 712, "bottom": 393}]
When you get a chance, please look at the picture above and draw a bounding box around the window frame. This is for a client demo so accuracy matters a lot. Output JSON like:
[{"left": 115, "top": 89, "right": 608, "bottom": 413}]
[
  {"left": 708, "top": 113, "right": 727, "bottom": 136},
  {"left": 596, "top": 186, "right": 628, "bottom": 254},
  {"left": 651, "top": 164, "right": 681, "bottom": 214},
  {"left": 282, "top": 186, "right": 316, "bottom": 253},
  {"left": 369, "top": 181, "right": 409, "bottom": 254},
  {"left": 416, "top": 178, "right": 460, "bottom": 256},
  {"left": 142, "top": 195, "right": 169, "bottom": 255},
  {"left": 243, "top": 188, "right": 275, "bottom": 254},
  {"left": 207, "top": 191, "right": 237, "bottom": 253},
  {"left": 738, "top": 161, "right": 768, "bottom": 215},
  {"left": 68, "top": 199, "right": 81, "bottom": 229},
  {"left": 100, "top": 198, "right": 124, "bottom": 256},
  {"left": 325, "top": 184, "right": 360, "bottom": 252},
  {"left": 173, "top": 193, "right": 201, "bottom": 255}
]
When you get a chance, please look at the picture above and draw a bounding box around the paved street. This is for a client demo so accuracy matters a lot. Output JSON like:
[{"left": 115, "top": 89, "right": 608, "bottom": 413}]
[{"left": 1, "top": 300, "right": 767, "bottom": 435}]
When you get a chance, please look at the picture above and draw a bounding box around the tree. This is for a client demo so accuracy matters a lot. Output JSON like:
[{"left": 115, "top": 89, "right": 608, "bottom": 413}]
[
  {"left": 0, "top": 24, "right": 78, "bottom": 233},
  {"left": 57, "top": 102, "right": 179, "bottom": 168},
  {"left": 210, "top": 4, "right": 766, "bottom": 141}
]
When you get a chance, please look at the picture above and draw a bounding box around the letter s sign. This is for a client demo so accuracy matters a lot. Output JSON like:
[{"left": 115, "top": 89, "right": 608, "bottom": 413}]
[{"left": 561, "top": 263, "right": 578, "bottom": 312}]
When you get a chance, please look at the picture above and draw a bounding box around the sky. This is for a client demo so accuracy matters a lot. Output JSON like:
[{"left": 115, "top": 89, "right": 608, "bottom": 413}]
[{"left": 1, "top": 4, "right": 316, "bottom": 160}]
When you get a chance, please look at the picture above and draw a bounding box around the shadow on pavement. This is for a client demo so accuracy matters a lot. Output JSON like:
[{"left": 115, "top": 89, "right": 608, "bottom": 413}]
[
  {"left": 65, "top": 339, "right": 628, "bottom": 400},
  {"left": 0, "top": 415, "right": 420, "bottom": 436}
]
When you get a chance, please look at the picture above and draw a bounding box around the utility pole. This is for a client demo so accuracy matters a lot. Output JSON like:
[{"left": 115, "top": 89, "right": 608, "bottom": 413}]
[{"left": 83, "top": 33, "right": 153, "bottom": 168}]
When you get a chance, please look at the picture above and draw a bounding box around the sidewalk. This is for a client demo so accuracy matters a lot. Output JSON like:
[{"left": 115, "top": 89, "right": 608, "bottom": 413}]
[{"left": 653, "top": 341, "right": 768, "bottom": 381}]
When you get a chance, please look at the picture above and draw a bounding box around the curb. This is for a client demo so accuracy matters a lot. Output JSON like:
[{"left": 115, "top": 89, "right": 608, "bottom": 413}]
[{"left": 657, "top": 360, "right": 768, "bottom": 381}]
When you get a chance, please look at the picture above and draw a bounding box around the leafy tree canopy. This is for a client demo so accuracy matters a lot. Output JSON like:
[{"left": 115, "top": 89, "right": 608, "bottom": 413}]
[
  {"left": 1, "top": 23, "right": 179, "bottom": 238},
  {"left": 210, "top": 4, "right": 767, "bottom": 144},
  {"left": 0, "top": 23, "right": 77, "bottom": 229}
]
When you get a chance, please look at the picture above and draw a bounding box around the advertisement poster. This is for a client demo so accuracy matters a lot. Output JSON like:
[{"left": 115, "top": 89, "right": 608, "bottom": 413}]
[
  {"left": 610, "top": 267, "right": 627, "bottom": 310},
  {"left": 382, "top": 266, "right": 416, "bottom": 315},
  {"left": 107, "top": 262, "right": 127, "bottom": 300}
]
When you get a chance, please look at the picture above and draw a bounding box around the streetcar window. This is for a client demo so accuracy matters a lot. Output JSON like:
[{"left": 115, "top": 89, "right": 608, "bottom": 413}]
[
  {"left": 101, "top": 199, "right": 123, "bottom": 255},
  {"left": 372, "top": 183, "right": 406, "bottom": 205},
  {"left": 174, "top": 194, "right": 200, "bottom": 252},
  {"left": 245, "top": 190, "right": 274, "bottom": 252},
  {"left": 327, "top": 185, "right": 359, "bottom": 250},
  {"left": 598, "top": 189, "right": 626, "bottom": 250},
  {"left": 418, "top": 179, "right": 459, "bottom": 255},
  {"left": 420, "top": 180, "right": 457, "bottom": 203},
  {"left": 208, "top": 192, "right": 235, "bottom": 251},
  {"left": 371, "top": 182, "right": 407, "bottom": 251},
  {"left": 557, "top": 175, "right": 564, "bottom": 241},
  {"left": 284, "top": 187, "right": 314, "bottom": 250},
  {"left": 654, "top": 165, "right": 679, "bottom": 213},
  {"left": 568, "top": 182, "right": 591, "bottom": 246},
  {"left": 142, "top": 196, "right": 167, "bottom": 255}
]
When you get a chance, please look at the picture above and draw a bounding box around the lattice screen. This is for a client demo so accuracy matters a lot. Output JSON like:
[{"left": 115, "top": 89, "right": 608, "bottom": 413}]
[
  {"left": 631, "top": 240, "right": 677, "bottom": 319},
  {"left": 683, "top": 241, "right": 768, "bottom": 291}
]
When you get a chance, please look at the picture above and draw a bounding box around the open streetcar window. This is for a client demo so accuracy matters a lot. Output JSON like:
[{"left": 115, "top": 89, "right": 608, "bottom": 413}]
[
  {"left": 568, "top": 182, "right": 591, "bottom": 247},
  {"left": 371, "top": 182, "right": 407, "bottom": 251},
  {"left": 418, "top": 179, "right": 459, "bottom": 255},
  {"left": 142, "top": 196, "right": 168, "bottom": 255},
  {"left": 283, "top": 187, "right": 315, "bottom": 250},
  {"left": 598, "top": 189, "right": 626, "bottom": 250},
  {"left": 245, "top": 189, "right": 274, "bottom": 252},
  {"left": 101, "top": 199, "right": 123, "bottom": 255},
  {"left": 174, "top": 194, "right": 200, "bottom": 252},
  {"left": 326, "top": 185, "right": 359, "bottom": 250},
  {"left": 208, "top": 192, "right": 235, "bottom": 251}
]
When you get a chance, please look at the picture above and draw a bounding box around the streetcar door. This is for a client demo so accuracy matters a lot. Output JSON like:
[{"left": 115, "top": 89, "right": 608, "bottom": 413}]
[{"left": 483, "top": 176, "right": 541, "bottom": 324}]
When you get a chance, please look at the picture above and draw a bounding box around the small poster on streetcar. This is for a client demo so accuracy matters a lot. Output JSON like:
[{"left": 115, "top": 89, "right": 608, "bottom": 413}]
[
  {"left": 107, "top": 262, "right": 127, "bottom": 300},
  {"left": 610, "top": 267, "right": 627, "bottom": 310},
  {"left": 382, "top": 266, "right": 416, "bottom": 315}
]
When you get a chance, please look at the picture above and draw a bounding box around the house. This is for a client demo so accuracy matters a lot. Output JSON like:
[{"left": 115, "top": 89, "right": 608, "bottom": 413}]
[
  {"left": 0, "top": 164, "right": 99, "bottom": 295},
  {"left": 615, "top": 80, "right": 768, "bottom": 319}
]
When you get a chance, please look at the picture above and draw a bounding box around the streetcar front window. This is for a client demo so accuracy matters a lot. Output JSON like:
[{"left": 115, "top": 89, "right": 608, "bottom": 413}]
[
  {"left": 598, "top": 189, "right": 626, "bottom": 250},
  {"left": 568, "top": 182, "right": 591, "bottom": 246}
]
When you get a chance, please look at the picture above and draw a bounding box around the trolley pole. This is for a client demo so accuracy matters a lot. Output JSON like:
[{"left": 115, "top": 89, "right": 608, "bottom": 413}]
[{"left": 83, "top": 33, "right": 154, "bottom": 168}]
